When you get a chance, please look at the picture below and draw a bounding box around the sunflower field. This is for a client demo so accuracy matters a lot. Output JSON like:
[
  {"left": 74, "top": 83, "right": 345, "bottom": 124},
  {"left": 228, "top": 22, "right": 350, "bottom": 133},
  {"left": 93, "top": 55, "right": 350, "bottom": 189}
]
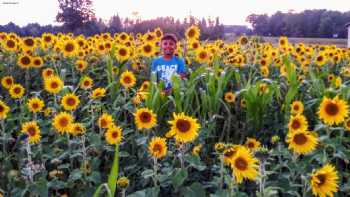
[{"left": 1, "top": 26, "right": 350, "bottom": 197}]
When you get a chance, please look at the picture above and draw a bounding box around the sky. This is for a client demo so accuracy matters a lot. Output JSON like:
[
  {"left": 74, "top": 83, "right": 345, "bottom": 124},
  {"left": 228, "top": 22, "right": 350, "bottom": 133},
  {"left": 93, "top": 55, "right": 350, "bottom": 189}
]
[{"left": 0, "top": 0, "right": 349, "bottom": 26}]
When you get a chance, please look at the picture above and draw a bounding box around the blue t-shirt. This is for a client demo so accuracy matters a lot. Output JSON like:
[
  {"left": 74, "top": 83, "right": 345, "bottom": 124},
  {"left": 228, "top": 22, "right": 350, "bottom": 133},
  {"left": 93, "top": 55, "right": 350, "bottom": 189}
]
[{"left": 151, "top": 56, "right": 186, "bottom": 89}]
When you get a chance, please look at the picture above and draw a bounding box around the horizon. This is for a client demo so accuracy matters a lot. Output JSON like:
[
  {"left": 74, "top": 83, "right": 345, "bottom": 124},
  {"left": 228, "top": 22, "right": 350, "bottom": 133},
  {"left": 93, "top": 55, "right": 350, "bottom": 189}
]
[{"left": 0, "top": 0, "right": 349, "bottom": 27}]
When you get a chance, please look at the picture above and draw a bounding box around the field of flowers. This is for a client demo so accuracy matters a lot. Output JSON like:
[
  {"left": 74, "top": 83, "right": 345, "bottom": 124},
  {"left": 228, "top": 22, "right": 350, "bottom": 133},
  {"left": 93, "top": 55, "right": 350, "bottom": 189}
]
[{"left": 0, "top": 26, "right": 350, "bottom": 197}]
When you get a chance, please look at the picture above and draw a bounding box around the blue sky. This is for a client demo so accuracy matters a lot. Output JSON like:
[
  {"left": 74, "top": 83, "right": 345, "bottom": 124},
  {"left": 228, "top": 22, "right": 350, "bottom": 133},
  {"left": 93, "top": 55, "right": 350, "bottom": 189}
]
[{"left": 0, "top": 0, "right": 348, "bottom": 26}]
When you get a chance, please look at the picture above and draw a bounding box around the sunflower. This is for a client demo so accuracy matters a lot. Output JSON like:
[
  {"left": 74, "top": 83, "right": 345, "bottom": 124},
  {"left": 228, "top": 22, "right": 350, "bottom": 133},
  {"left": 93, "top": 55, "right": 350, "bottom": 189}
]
[
  {"left": 239, "top": 36, "right": 249, "bottom": 46},
  {"left": 223, "top": 145, "right": 240, "bottom": 165},
  {"left": 315, "top": 54, "right": 327, "bottom": 66},
  {"left": 288, "top": 114, "right": 308, "bottom": 133},
  {"left": 244, "top": 138, "right": 261, "bottom": 151},
  {"left": 140, "top": 42, "right": 155, "bottom": 57},
  {"left": 195, "top": 48, "right": 210, "bottom": 64},
  {"left": 17, "top": 54, "right": 32, "bottom": 69},
  {"left": 9, "top": 84, "right": 25, "bottom": 99},
  {"left": 80, "top": 76, "right": 93, "bottom": 90},
  {"left": 310, "top": 164, "right": 339, "bottom": 197},
  {"left": 62, "top": 39, "right": 77, "bottom": 57},
  {"left": 75, "top": 59, "right": 88, "bottom": 72},
  {"left": 185, "top": 25, "right": 200, "bottom": 41},
  {"left": 148, "top": 137, "right": 167, "bottom": 158},
  {"left": 32, "top": 56, "right": 44, "bottom": 68},
  {"left": 0, "top": 100, "right": 10, "bottom": 120},
  {"left": 224, "top": 92, "right": 236, "bottom": 103},
  {"left": 318, "top": 96, "right": 349, "bottom": 125},
  {"left": 44, "top": 76, "right": 64, "bottom": 94},
  {"left": 260, "top": 66, "right": 269, "bottom": 77},
  {"left": 98, "top": 113, "right": 114, "bottom": 129},
  {"left": 230, "top": 147, "right": 259, "bottom": 184},
  {"left": 117, "top": 177, "right": 130, "bottom": 189},
  {"left": 278, "top": 36, "right": 288, "bottom": 47},
  {"left": 192, "top": 144, "right": 202, "bottom": 156},
  {"left": 27, "top": 97, "right": 45, "bottom": 113},
  {"left": 42, "top": 68, "right": 55, "bottom": 79},
  {"left": 52, "top": 112, "right": 74, "bottom": 134},
  {"left": 115, "top": 45, "right": 130, "bottom": 62},
  {"left": 1, "top": 76, "right": 14, "bottom": 89},
  {"left": 21, "top": 121, "right": 41, "bottom": 144},
  {"left": 290, "top": 101, "right": 304, "bottom": 115},
  {"left": 139, "top": 81, "right": 150, "bottom": 92},
  {"left": 168, "top": 112, "right": 201, "bottom": 143},
  {"left": 61, "top": 93, "right": 80, "bottom": 111},
  {"left": 344, "top": 118, "right": 350, "bottom": 131},
  {"left": 22, "top": 37, "right": 36, "bottom": 51},
  {"left": 90, "top": 87, "right": 106, "bottom": 99},
  {"left": 3, "top": 38, "right": 17, "bottom": 52},
  {"left": 134, "top": 108, "right": 157, "bottom": 130},
  {"left": 120, "top": 70, "right": 136, "bottom": 88},
  {"left": 105, "top": 125, "right": 122, "bottom": 145},
  {"left": 286, "top": 130, "right": 318, "bottom": 155},
  {"left": 68, "top": 123, "right": 86, "bottom": 136}
]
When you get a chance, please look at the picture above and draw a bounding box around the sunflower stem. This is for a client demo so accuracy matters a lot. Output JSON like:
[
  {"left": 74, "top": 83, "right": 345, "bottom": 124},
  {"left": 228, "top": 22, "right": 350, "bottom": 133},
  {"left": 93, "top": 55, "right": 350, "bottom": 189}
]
[
  {"left": 107, "top": 144, "right": 119, "bottom": 197},
  {"left": 66, "top": 132, "right": 73, "bottom": 167},
  {"left": 152, "top": 157, "right": 158, "bottom": 187},
  {"left": 81, "top": 135, "right": 87, "bottom": 177},
  {"left": 25, "top": 140, "right": 34, "bottom": 183},
  {"left": 1, "top": 120, "right": 6, "bottom": 157}
]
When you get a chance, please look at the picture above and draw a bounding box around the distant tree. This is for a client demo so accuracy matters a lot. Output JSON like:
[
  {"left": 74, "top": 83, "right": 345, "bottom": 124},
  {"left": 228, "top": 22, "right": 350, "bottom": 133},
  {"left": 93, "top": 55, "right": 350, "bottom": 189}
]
[
  {"left": 56, "top": 0, "right": 96, "bottom": 32},
  {"left": 108, "top": 14, "right": 123, "bottom": 33}
]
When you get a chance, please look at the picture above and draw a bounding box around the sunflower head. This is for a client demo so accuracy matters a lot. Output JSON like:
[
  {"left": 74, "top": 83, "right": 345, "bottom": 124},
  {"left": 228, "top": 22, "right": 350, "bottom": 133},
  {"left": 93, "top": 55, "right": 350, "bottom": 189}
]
[
  {"left": 148, "top": 137, "right": 167, "bottom": 159},
  {"left": 310, "top": 164, "right": 339, "bottom": 197},
  {"left": 52, "top": 112, "right": 74, "bottom": 134},
  {"left": 68, "top": 123, "right": 86, "bottom": 136},
  {"left": 0, "top": 100, "right": 10, "bottom": 120},
  {"left": 21, "top": 121, "right": 41, "bottom": 144},
  {"left": 9, "top": 84, "right": 25, "bottom": 99},
  {"left": 27, "top": 97, "right": 45, "bottom": 113},
  {"left": 120, "top": 70, "right": 136, "bottom": 89},
  {"left": 318, "top": 96, "right": 349, "bottom": 125},
  {"left": 1, "top": 76, "right": 14, "bottom": 89},
  {"left": 80, "top": 76, "right": 94, "bottom": 90},
  {"left": 224, "top": 92, "right": 236, "bottom": 103},
  {"left": 185, "top": 25, "right": 200, "bottom": 41},
  {"left": 90, "top": 87, "right": 106, "bottom": 99},
  {"left": 105, "top": 125, "right": 122, "bottom": 145},
  {"left": 286, "top": 130, "right": 318, "bottom": 155},
  {"left": 288, "top": 114, "right": 308, "bottom": 133},
  {"left": 61, "top": 93, "right": 80, "bottom": 111},
  {"left": 168, "top": 112, "right": 201, "bottom": 143},
  {"left": 244, "top": 138, "right": 261, "bottom": 152},
  {"left": 290, "top": 101, "right": 304, "bottom": 115},
  {"left": 229, "top": 147, "right": 259, "bottom": 184},
  {"left": 44, "top": 76, "right": 64, "bottom": 94},
  {"left": 134, "top": 108, "right": 157, "bottom": 130},
  {"left": 98, "top": 113, "right": 114, "bottom": 129}
]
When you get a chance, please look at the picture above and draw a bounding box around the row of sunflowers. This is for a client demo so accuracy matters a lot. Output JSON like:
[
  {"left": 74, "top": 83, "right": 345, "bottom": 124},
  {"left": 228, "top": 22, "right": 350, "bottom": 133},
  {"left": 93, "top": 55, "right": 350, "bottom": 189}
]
[{"left": 1, "top": 25, "right": 350, "bottom": 197}]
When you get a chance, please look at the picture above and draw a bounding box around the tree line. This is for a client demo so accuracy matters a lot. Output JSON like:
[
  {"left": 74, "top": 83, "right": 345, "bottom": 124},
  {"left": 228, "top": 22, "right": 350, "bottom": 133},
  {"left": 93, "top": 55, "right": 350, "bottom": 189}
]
[
  {"left": 246, "top": 9, "right": 350, "bottom": 38},
  {"left": 0, "top": 0, "right": 224, "bottom": 40}
]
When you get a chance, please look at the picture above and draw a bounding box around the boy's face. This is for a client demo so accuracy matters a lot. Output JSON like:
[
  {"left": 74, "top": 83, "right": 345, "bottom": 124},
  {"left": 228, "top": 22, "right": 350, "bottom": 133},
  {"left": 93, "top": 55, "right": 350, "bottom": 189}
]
[{"left": 161, "top": 39, "right": 176, "bottom": 56}]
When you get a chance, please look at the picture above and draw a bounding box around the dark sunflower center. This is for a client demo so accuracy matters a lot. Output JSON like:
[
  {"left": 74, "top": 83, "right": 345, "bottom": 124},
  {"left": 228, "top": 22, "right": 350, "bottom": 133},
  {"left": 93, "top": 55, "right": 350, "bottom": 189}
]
[
  {"left": 14, "top": 87, "right": 21, "bottom": 94},
  {"left": 24, "top": 39, "right": 34, "bottom": 46},
  {"left": 112, "top": 131, "right": 119, "bottom": 139},
  {"left": 293, "top": 133, "right": 307, "bottom": 145},
  {"left": 44, "top": 36, "right": 51, "bottom": 42},
  {"left": 0, "top": 105, "right": 4, "bottom": 112},
  {"left": 100, "top": 119, "right": 107, "bottom": 127},
  {"left": 317, "top": 56, "right": 323, "bottom": 62},
  {"left": 34, "top": 59, "right": 41, "bottom": 66},
  {"left": 65, "top": 43, "right": 74, "bottom": 52},
  {"left": 140, "top": 112, "right": 151, "bottom": 123},
  {"left": 7, "top": 40, "right": 15, "bottom": 48},
  {"left": 59, "top": 117, "right": 69, "bottom": 127},
  {"left": 51, "top": 82, "right": 58, "bottom": 89},
  {"left": 188, "top": 29, "right": 195, "bottom": 37},
  {"left": 291, "top": 119, "right": 301, "bottom": 130},
  {"left": 293, "top": 105, "right": 299, "bottom": 111},
  {"left": 247, "top": 142, "right": 255, "bottom": 148},
  {"left": 5, "top": 78, "right": 13, "bottom": 85},
  {"left": 199, "top": 52, "right": 207, "bottom": 59},
  {"left": 32, "top": 103, "right": 39, "bottom": 109},
  {"left": 123, "top": 76, "right": 132, "bottom": 84},
  {"left": 27, "top": 126, "right": 36, "bottom": 136},
  {"left": 316, "top": 174, "right": 326, "bottom": 186},
  {"left": 83, "top": 81, "right": 91, "bottom": 86},
  {"left": 192, "top": 43, "right": 199, "bottom": 49},
  {"left": 66, "top": 97, "right": 76, "bottom": 106},
  {"left": 153, "top": 143, "right": 162, "bottom": 153},
  {"left": 119, "top": 49, "right": 127, "bottom": 56},
  {"left": 224, "top": 150, "right": 235, "bottom": 157},
  {"left": 325, "top": 103, "right": 339, "bottom": 116},
  {"left": 143, "top": 45, "right": 152, "bottom": 53},
  {"left": 21, "top": 56, "right": 31, "bottom": 65},
  {"left": 176, "top": 119, "right": 191, "bottom": 133},
  {"left": 235, "top": 157, "right": 248, "bottom": 171}
]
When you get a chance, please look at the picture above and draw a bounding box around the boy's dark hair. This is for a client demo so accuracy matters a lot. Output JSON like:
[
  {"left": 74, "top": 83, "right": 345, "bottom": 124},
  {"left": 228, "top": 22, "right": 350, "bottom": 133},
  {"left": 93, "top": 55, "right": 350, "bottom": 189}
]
[{"left": 161, "top": 33, "right": 178, "bottom": 43}]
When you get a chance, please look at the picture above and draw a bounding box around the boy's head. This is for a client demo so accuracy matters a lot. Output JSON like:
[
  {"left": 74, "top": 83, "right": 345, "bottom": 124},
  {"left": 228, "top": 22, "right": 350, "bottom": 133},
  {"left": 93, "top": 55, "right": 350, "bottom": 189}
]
[{"left": 160, "top": 33, "right": 178, "bottom": 57}]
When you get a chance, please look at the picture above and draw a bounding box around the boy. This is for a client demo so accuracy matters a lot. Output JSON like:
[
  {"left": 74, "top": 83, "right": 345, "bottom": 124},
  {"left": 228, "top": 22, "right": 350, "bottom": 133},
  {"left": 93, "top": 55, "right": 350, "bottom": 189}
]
[{"left": 151, "top": 33, "right": 186, "bottom": 94}]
